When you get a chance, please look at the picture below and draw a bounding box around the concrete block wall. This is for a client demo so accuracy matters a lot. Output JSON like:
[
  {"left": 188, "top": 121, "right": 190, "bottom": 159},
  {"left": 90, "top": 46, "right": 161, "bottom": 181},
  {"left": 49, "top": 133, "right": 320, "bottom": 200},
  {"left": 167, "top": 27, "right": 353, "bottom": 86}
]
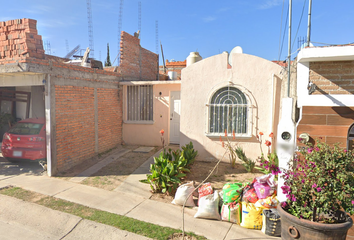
[
  {"left": 119, "top": 31, "right": 158, "bottom": 80},
  {"left": 309, "top": 61, "right": 354, "bottom": 94},
  {"left": 0, "top": 18, "right": 44, "bottom": 61}
]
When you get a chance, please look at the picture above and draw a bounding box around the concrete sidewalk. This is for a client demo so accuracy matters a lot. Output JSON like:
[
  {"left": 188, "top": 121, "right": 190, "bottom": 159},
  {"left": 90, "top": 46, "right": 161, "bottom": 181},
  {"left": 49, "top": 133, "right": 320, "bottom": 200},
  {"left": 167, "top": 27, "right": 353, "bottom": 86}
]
[{"left": 0, "top": 149, "right": 279, "bottom": 240}]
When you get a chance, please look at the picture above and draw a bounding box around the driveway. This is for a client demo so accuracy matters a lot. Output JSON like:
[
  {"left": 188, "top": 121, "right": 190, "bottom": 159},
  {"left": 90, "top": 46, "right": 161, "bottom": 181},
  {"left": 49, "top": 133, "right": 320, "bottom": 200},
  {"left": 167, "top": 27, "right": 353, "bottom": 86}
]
[{"left": 0, "top": 153, "right": 44, "bottom": 179}]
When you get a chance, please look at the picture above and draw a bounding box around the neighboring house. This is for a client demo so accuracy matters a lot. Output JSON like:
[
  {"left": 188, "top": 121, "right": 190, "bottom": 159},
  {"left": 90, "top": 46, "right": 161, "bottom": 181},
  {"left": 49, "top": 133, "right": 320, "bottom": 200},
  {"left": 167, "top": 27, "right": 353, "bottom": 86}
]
[
  {"left": 0, "top": 18, "right": 167, "bottom": 176},
  {"left": 180, "top": 50, "right": 285, "bottom": 161},
  {"left": 296, "top": 45, "right": 354, "bottom": 148},
  {"left": 0, "top": 18, "right": 123, "bottom": 176},
  {"left": 159, "top": 60, "right": 187, "bottom": 80}
]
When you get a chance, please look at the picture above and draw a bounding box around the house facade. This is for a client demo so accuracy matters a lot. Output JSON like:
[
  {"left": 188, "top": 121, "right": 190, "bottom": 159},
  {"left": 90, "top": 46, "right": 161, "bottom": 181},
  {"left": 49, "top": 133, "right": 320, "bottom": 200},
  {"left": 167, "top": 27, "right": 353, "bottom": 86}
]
[{"left": 180, "top": 50, "right": 285, "bottom": 161}]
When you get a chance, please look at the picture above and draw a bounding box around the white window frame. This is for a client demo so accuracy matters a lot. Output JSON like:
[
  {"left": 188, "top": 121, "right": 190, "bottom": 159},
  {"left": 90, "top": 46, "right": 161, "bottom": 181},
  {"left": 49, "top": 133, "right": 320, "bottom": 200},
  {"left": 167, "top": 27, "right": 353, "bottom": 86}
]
[
  {"left": 206, "top": 86, "right": 252, "bottom": 138},
  {"left": 126, "top": 85, "right": 154, "bottom": 123}
]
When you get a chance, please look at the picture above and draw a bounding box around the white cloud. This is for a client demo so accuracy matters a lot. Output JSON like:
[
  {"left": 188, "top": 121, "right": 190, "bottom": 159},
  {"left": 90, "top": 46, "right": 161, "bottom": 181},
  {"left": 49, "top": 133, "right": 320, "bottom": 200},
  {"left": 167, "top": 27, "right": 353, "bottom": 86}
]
[
  {"left": 202, "top": 16, "right": 217, "bottom": 23},
  {"left": 258, "top": 0, "right": 283, "bottom": 9}
]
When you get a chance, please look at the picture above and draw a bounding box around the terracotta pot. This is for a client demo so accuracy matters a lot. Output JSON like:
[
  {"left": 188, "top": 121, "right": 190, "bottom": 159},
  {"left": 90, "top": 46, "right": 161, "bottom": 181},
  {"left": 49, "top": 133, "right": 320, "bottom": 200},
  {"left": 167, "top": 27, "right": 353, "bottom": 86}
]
[{"left": 277, "top": 204, "right": 353, "bottom": 240}]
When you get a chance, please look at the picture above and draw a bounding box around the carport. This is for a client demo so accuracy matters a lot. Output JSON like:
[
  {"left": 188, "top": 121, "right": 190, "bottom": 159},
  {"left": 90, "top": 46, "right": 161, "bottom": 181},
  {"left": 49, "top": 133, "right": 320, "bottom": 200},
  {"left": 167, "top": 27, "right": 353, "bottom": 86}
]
[{"left": 0, "top": 71, "right": 51, "bottom": 176}]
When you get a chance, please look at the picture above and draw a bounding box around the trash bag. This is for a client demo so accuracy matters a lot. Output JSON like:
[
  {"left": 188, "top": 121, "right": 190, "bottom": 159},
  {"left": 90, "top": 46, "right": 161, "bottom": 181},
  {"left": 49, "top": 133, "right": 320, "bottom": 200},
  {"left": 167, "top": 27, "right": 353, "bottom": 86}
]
[
  {"left": 240, "top": 202, "right": 263, "bottom": 230},
  {"left": 172, "top": 182, "right": 195, "bottom": 207},
  {"left": 194, "top": 190, "right": 220, "bottom": 220},
  {"left": 222, "top": 183, "right": 243, "bottom": 203},
  {"left": 221, "top": 202, "right": 242, "bottom": 224},
  {"left": 261, "top": 208, "right": 281, "bottom": 237}
]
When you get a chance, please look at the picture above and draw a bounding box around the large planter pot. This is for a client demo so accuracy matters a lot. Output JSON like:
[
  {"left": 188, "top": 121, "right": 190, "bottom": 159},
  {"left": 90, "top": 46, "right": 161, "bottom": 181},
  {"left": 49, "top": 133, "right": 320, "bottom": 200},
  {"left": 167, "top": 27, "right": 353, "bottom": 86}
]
[{"left": 278, "top": 205, "right": 353, "bottom": 240}]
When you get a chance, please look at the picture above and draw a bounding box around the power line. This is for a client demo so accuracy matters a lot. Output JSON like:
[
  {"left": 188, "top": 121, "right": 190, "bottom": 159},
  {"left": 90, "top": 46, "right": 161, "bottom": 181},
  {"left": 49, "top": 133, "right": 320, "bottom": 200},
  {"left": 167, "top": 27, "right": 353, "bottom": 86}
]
[
  {"left": 278, "top": 3, "right": 289, "bottom": 62},
  {"left": 277, "top": 0, "right": 285, "bottom": 62},
  {"left": 291, "top": 0, "right": 307, "bottom": 51}
]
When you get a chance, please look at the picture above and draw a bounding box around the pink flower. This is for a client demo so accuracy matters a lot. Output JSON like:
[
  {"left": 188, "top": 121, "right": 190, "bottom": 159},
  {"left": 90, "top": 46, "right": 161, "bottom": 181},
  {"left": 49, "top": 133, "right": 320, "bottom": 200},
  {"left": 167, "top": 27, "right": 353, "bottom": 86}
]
[
  {"left": 307, "top": 148, "right": 313, "bottom": 153},
  {"left": 316, "top": 187, "right": 322, "bottom": 192},
  {"left": 351, "top": 200, "right": 354, "bottom": 205},
  {"left": 281, "top": 202, "right": 287, "bottom": 208},
  {"left": 315, "top": 147, "right": 319, "bottom": 151},
  {"left": 312, "top": 183, "right": 317, "bottom": 188}
]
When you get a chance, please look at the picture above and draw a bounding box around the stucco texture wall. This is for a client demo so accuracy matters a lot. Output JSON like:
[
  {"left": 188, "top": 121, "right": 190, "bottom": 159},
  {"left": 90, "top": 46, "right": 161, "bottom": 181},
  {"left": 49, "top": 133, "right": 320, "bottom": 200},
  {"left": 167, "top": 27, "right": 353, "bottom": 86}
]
[
  {"left": 180, "top": 52, "right": 283, "bottom": 161},
  {"left": 123, "top": 83, "right": 181, "bottom": 146}
]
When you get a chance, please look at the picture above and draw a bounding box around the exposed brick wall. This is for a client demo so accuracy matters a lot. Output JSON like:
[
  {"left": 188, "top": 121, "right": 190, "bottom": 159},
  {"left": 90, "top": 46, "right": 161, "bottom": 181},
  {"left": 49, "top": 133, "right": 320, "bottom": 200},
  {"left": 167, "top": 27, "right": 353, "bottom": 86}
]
[
  {"left": 55, "top": 86, "right": 96, "bottom": 171},
  {"left": 309, "top": 61, "right": 354, "bottom": 94},
  {"left": 97, "top": 88, "right": 122, "bottom": 152},
  {"left": 297, "top": 106, "right": 354, "bottom": 148},
  {"left": 119, "top": 31, "right": 158, "bottom": 80},
  {"left": 0, "top": 18, "right": 44, "bottom": 61}
]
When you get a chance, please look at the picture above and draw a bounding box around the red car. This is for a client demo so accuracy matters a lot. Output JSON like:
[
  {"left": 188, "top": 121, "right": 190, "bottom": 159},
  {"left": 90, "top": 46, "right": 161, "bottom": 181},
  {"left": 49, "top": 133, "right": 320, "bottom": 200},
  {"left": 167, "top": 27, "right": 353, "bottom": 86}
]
[{"left": 1, "top": 117, "right": 46, "bottom": 162}]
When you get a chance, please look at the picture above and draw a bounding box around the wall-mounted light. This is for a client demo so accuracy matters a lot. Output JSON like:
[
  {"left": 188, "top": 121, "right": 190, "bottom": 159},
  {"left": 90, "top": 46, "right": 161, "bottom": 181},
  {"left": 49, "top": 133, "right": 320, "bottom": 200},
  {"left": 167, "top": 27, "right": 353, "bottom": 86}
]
[
  {"left": 299, "top": 132, "right": 310, "bottom": 143},
  {"left": 307, "top": 81, "right": 317, "bottom": 95},
  {"left": 159, "top": 92, "right": 162, "bottom": 96}
]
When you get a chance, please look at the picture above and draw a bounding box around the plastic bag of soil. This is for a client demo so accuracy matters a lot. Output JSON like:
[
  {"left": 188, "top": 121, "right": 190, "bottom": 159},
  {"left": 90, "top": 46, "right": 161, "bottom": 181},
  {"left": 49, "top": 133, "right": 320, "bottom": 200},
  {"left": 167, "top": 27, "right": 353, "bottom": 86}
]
[
  {"left": 261, "top": 208, "right": 281, "bottom": 237},
  {"left": 223, "top": 183, "right": 243, "bottom": 203}
]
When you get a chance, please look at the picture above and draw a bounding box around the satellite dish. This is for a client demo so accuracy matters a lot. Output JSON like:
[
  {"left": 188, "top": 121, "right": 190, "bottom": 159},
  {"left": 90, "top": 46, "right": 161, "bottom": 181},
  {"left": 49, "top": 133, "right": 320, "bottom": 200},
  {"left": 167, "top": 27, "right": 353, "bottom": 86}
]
[{"left": 228, "top": 46, "right": 243, "bottom": 67}]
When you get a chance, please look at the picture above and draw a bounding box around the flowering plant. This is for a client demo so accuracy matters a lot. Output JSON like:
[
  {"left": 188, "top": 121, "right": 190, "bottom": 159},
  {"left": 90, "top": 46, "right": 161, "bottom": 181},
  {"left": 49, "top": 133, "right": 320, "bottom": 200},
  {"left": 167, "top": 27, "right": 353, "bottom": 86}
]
[
  {"left": 281, "top": 140, "right": 354, "bottom": 223},
  {"left": 256, "top": 132, "right": 281, "bottom": 176}
]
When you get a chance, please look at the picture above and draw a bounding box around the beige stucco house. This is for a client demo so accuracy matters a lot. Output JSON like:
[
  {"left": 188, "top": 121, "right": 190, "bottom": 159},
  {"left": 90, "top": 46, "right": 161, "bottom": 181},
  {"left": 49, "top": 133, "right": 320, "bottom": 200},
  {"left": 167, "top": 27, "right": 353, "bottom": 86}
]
[{"left": 180, "top": 50, "right": 284, "bottom": 161}]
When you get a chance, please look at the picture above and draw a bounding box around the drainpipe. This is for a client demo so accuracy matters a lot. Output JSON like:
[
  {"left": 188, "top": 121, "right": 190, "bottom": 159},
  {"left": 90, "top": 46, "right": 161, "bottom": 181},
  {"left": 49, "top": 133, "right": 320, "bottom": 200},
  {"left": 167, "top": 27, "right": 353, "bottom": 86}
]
[{"left": 270, "top": 73, "right": 275, "bottom": 152}]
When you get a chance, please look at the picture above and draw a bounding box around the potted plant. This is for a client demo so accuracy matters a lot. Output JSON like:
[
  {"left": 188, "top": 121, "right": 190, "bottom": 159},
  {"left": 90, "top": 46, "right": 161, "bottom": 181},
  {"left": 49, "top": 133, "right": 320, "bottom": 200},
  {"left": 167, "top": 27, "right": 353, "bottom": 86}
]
[{"left": 278, "top": 140, "right": 354, "bottom": 239}]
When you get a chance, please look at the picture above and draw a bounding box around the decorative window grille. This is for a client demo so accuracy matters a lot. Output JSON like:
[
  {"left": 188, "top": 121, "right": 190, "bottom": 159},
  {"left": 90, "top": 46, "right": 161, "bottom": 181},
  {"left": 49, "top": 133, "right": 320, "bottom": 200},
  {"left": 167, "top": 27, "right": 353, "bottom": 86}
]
[
  {"left": 208, "top": 86, "right": 250, "bottom": 136},
  {"left": 127, "top": 85, "right": 153, "bottom": 121}
]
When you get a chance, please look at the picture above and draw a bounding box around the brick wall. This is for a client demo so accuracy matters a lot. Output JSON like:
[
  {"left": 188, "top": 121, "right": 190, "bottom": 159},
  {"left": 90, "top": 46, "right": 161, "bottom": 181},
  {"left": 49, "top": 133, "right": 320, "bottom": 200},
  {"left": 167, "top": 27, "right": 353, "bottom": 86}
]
[
  {"left": 0, "top": 18, "right": 44, "bottom": 61},
  {"left": 55, "top": 86, "right": 96, "bottom": 171},
  {"left": 297, "top": 106, "right": 354, "bottom": 147},
  {"left": 309, "top": 61, "right": 354, "bottom": 94},
  {"left": 119, "top": 31, "right": 158, "bottom": 80},
  {"left": 97, "top": 88, "right": 122, "bottom": 153}
]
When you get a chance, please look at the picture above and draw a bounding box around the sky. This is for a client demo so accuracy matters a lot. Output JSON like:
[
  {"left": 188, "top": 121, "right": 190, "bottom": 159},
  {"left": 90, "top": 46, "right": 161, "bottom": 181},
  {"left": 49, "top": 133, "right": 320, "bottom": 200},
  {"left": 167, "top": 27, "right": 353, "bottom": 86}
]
[{"left": 1, "top": 0, "right": 354, "bottom": 65}]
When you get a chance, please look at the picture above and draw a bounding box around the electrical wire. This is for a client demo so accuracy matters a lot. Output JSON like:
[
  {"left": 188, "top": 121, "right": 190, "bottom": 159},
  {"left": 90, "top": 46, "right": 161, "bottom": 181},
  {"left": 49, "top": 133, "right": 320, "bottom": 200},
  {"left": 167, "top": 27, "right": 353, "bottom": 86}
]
[
  {"left": 291, "top": 0, "right": 307, "bottom": 51},
  {"left": 311, "top": 41, "right": 354, "bottom": 46},
  {"left": 278, "top": 3, "right": 289, "bottom": 62},
  {"left": 277, "top": 0, "right": 285, "bottom": 62}
]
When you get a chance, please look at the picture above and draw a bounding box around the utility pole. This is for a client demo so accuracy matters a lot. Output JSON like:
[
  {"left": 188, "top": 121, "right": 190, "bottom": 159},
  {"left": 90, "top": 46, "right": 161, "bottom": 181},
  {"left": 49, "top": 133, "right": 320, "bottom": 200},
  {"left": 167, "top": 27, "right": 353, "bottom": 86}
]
[
  {"left": 287, "top": 0, "right": 292, "bottom": 97},
  {"left": 306, "top": 0, "right": 312, "bottom": 47}
]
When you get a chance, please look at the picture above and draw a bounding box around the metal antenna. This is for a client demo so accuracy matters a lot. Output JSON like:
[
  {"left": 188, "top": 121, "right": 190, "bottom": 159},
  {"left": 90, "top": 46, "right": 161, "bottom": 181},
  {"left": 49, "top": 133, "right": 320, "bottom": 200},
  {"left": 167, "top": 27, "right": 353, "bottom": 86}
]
[
  {"left": 138, "top": 2, "right": 141, "bottom": 35},
  {"left": 155, "top": 20, "right": 159, "bottom": 54},
  {"left": 65, "top": 39, "right": 69, "bottom": 54},
  {"left": 44, "top": 41, "right": 51, "bottom": 55},
  {"left": 86, "top": 0, "right": 94, "bottom": 58},
  {"left": 113, "top": 0, "right": 124, "bottom": 66}
]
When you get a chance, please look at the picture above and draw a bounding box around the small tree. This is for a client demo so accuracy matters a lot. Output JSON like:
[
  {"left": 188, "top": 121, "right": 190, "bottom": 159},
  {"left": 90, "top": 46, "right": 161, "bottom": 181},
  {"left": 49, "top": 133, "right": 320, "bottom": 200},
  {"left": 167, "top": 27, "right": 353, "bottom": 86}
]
[{"left": 104, "top": 43, "right": 112, "bottom": 67}]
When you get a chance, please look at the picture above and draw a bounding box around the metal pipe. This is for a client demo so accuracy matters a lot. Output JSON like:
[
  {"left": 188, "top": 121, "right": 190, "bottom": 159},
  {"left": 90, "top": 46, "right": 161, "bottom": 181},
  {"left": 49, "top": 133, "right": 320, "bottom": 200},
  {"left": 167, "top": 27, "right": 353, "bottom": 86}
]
[
  {"left": 307, "top": 0, "right": 312, "bottom": 47},
  {"left": 287, "top": 0, "right": 292, "bottom": 97}
]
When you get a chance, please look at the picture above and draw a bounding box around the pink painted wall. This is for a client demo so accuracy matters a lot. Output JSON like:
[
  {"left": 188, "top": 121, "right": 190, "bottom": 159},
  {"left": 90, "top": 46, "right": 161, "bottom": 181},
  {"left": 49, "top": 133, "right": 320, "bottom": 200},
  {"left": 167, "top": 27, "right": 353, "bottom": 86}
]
[
  {"left": 122, "top": 82, "right": 181, "bottom": 146},
  {"left": 180, "top": 52, "right": 283, "bottom": 161}
]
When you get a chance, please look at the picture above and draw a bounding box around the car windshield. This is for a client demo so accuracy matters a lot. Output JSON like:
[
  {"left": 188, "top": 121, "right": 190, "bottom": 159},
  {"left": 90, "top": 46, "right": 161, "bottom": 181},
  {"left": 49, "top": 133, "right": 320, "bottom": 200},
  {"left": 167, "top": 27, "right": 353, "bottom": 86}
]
[{"left": 8, "top": 123, "right": 44, "bottom": 135}]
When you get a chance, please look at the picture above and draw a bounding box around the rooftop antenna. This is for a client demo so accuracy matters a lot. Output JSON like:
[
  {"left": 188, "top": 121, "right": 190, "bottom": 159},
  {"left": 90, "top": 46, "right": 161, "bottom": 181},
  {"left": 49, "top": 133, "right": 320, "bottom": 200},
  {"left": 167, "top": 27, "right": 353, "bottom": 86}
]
[
  {"left": 113, "top": 0, "right": 124, "bottom": 66},
  {"left": 44, "top": 41, "right": 51, "bottom": 55},
  {"left": 155, "top": 20, "right": 159, "bottom": 54},
  {"left": 306, "top": 0, "right": 312, "bottom": 47},
  {"left": 65, "top": 39, "right": 69, "bottom": 54},
  {"left": 86, "top": 0, "right": 94, "bottom": 58},
  {"left": 138, "top": 1, "right": 141, "bottom": 37}
]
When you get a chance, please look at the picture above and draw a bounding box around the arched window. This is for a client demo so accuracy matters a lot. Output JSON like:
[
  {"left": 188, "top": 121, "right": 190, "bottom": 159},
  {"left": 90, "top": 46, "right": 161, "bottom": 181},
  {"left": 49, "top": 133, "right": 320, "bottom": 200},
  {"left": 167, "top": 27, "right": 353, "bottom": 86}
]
[{"left": 208, "top": 86, "right": 250, "bottom": 136}]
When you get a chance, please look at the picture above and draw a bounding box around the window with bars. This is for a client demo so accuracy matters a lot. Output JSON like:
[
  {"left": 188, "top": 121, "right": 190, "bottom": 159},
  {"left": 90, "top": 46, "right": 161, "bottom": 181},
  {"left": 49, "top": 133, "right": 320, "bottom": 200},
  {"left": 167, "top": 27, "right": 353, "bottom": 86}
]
[
  {"left": 127, "top": 85, "right": 153, "bottom": 122},
  {"left": 208, "top": 86, "right": 250, "bottom": 136}
]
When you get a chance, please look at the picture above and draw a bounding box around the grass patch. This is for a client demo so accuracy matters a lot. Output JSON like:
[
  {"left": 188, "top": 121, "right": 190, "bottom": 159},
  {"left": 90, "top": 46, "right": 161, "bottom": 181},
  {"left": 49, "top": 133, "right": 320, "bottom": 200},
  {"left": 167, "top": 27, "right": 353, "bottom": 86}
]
[{"left": 0, "top": 187, "right": 206, "bottom": 240}]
